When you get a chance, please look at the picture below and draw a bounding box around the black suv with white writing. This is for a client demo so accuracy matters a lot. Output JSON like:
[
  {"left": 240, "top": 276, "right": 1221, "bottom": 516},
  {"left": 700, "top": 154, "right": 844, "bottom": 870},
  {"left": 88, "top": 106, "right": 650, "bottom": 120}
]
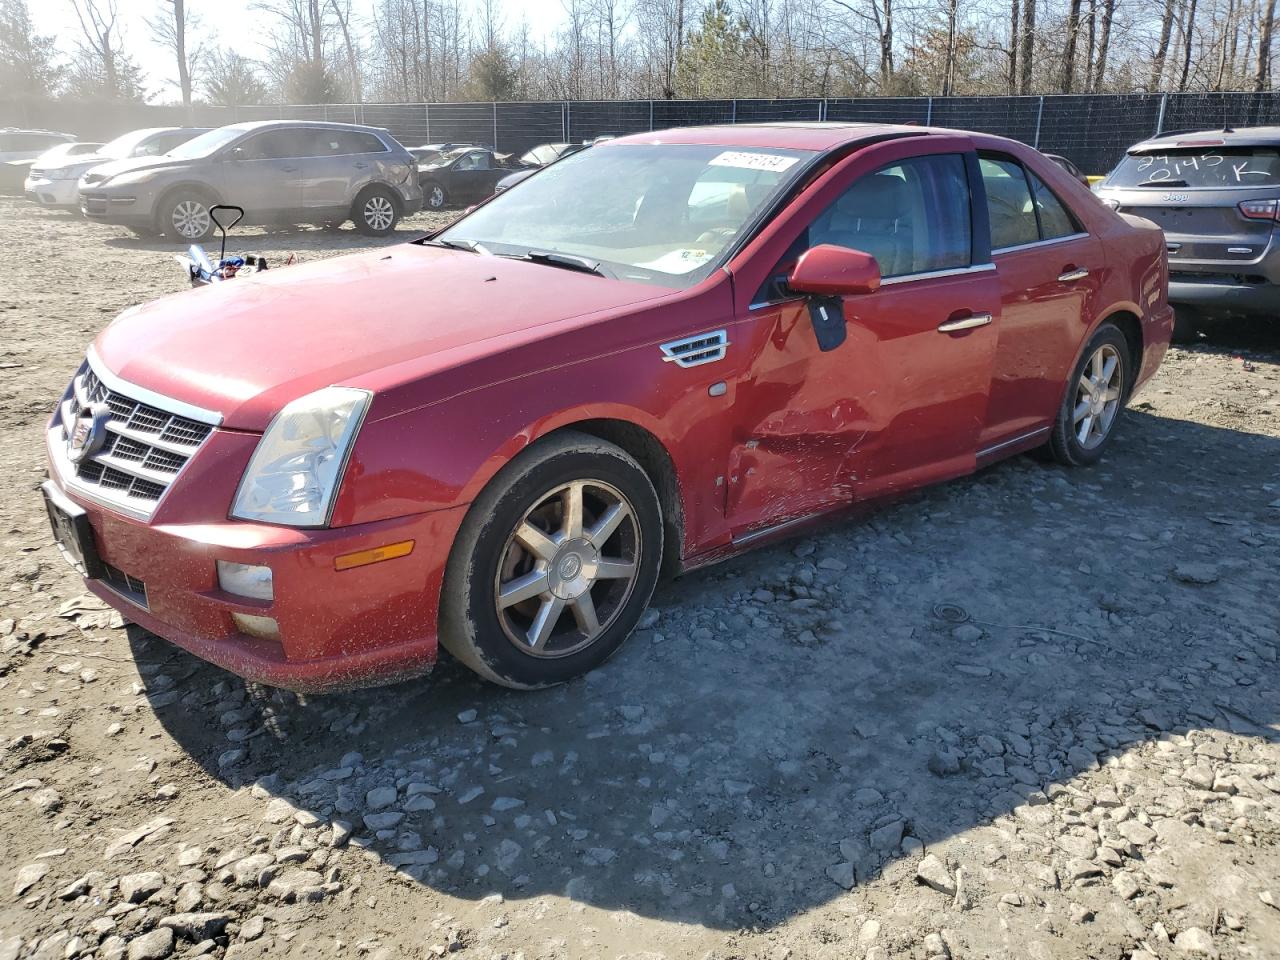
[{"left": 1096, "top": 127, "right": 1280, "bottom": 339}]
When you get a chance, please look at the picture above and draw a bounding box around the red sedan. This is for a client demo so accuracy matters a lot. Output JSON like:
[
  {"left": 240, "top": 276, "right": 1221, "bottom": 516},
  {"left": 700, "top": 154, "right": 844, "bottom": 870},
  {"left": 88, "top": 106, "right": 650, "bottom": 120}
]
[{"left": 43, "top": 123, "right": 1173, "bottom": 691}]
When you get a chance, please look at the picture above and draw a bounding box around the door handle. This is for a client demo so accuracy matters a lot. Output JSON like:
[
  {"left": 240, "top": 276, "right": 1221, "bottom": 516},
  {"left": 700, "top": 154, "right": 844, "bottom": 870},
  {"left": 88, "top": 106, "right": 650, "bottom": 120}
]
[
  {"left": 1058, "top": 267, "right": 1090, "bottom": 282},
  {"left": 937, "top": 313, "right": 993, "bottom": 333},
  {"left": 281, "top": 166, "right": 298, "bottom": 172},
  {"left": 354, "top": 162, "right": 369, "bottom": 169}
]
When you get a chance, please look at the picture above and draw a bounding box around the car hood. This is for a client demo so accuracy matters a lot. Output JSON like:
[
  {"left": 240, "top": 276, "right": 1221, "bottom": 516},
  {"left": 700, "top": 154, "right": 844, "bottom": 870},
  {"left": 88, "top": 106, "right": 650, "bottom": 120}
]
[
  {"left": 81, "top": 155, "right": 185, "bottom": 183},
  {"left": 34, "top": 152, "right": 120, "bottom": 176},
  {"left": 94, "top": 244, "right": 670, "bottom": 431}
]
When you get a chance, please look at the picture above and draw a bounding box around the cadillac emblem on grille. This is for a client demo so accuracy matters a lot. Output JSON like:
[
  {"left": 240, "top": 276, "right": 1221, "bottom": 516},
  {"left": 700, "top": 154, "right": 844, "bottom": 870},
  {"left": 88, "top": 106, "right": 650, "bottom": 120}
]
[{"left": 66, "top": 401, "right": 111, "bottom": 464}]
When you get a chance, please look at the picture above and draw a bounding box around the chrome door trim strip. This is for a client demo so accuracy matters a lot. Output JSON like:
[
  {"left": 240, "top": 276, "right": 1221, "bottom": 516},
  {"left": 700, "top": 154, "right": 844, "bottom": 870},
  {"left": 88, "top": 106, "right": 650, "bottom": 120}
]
[
  {"left": 879, "top": 262, "right": 997, "bottom": 286},
  {"left": 732, "top": 509, "right": 838, "bottom": 547},
  {"left": 977, "top": 425, "right": 1051, "bottom": 459},
  {"left": 992, "top": 232, "right": 1090, "bottom": 256}
]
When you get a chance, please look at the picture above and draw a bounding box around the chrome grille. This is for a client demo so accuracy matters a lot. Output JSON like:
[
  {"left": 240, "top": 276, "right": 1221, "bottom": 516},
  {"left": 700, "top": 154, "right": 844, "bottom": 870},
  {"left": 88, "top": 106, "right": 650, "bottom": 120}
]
[{"left": 57, "top": 359, "right": 217, "bottom": 515}]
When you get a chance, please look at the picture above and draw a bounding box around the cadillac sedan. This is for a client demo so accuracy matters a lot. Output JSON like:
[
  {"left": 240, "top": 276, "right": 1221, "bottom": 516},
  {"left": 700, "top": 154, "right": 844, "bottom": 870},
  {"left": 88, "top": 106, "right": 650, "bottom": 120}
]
[{"left": 43, "top": 123, "right": 1173, "bottom": 692}]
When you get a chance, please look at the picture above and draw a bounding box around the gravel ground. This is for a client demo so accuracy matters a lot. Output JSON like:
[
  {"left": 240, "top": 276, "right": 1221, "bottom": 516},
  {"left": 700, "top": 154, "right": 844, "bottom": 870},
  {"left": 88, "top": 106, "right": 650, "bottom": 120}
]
[{"left": 1, "top": 196, "right": 1279, "bottom": 960}]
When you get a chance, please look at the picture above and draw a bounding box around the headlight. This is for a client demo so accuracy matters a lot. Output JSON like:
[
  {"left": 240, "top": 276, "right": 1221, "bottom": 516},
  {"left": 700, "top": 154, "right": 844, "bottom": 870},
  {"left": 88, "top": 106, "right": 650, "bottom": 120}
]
[
  {"left": 41, "top": 167, "right": 68, "bottom": 179},
  {"left": 231, "top": 387, "right": 371, "bottom": 527}
]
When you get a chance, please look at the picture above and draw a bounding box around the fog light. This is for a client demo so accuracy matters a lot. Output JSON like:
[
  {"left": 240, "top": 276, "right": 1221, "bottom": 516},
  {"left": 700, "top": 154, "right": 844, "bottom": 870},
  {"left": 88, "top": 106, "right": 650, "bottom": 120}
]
[
  {"left": 232, "top": 612, "right": 280, "bottom": 641},
  {"left": 216, "top": 561, "right": 273, "bottom": 600}
]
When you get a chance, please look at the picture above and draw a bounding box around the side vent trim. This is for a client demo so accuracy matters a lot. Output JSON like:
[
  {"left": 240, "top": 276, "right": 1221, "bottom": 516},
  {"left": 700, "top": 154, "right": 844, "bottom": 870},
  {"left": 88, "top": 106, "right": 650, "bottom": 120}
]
[{"left": 660, "top": 330, "right": 729, "bottom": 368}]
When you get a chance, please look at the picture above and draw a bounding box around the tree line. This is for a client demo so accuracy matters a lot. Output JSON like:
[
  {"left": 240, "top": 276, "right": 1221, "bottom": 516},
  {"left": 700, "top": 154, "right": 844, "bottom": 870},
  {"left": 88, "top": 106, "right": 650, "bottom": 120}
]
[{"left": 0, "top": 0, "right": 1275, "bottom": 113}]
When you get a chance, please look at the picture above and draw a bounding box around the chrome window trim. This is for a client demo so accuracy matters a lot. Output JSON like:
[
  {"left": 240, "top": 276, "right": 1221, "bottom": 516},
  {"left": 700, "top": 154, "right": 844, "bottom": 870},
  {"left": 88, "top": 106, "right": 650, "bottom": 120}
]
[
  {"left": 749, "top": 262, "right": 997, "bottom": 309},
  {"left": 86, "top": 344, "right": 223, "bottom": 427},
  {"left": 992, "top": 232, "right": 1090, "bottom": 256}
]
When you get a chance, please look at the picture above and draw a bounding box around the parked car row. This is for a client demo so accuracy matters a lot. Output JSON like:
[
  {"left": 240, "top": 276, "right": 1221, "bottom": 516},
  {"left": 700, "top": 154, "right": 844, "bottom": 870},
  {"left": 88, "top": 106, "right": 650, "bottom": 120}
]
[{"left": 9, "top": 120, "right": 618, "bottom": 240}]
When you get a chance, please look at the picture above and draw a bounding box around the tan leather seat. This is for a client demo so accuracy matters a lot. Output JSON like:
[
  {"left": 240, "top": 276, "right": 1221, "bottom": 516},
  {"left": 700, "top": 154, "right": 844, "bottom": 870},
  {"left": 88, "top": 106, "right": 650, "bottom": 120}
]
[{"left": 812, "top": 173, "right": 913, "bottom": 275}]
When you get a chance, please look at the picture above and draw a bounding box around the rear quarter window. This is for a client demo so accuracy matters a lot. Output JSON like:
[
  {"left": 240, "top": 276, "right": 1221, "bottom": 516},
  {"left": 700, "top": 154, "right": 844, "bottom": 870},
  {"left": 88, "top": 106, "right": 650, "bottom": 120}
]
[{"left": 1108, "top": 147, "right": 1280, "bottom": 187}]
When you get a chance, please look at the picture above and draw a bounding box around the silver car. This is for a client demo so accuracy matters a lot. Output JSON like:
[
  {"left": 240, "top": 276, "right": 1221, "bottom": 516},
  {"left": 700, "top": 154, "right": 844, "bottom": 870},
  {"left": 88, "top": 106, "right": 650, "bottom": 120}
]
[
  {"left": 79, "top": 120, "right": 424, "bottom": 241},
  {"left": 26, "top": 127, "right": 207, "bottom": 209},
  {"left": 1095, "top": 126, "right": 1280, "bottom": 339}
]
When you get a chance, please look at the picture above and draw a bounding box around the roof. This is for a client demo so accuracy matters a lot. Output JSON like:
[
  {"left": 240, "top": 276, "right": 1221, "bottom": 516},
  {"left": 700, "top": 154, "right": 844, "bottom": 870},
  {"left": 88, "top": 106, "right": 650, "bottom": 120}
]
[
  {"left": 1130, "top": 125, "right": 1280, "bottom": 152},
  {"left": 224, "top": 119, "right": 392, "bottom": 134},
  {"left": 609, "top": 122, "right": 928, "bottom": 151}
]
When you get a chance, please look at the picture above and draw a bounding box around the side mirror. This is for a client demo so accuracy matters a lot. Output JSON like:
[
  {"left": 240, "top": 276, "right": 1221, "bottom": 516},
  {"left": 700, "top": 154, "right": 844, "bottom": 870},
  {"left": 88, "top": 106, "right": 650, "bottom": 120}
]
[{"left": 787, "top": 244, "right": 882, "bottom": 297}]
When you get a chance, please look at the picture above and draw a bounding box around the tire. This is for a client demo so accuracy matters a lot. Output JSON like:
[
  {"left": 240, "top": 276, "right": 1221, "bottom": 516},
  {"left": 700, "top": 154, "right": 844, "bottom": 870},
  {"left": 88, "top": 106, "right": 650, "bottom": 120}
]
[
  {"left": 354, "top": 187, "right": 400, "bottom": 236},
  {"left": 1047, "top": 323, "right": 1131, "bottom": 467},
  {"left": 1171, "top": 307, "right": 1200, "bottom": 344},
  {"left": 439, "top": 431, "right": 664, "bottom": 689},
  {"left": 422, "top": 181, "right": 447, "bottom": 211},
  {"left": 157, "top": 189, "right": 217, "bottom": 243}
]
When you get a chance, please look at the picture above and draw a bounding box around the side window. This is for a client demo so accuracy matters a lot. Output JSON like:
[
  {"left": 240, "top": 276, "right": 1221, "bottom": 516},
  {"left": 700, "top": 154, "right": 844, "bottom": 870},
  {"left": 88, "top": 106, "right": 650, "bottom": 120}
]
[
  {"left": 1028, "top": 170, "right": 1078, "bottom": 239},
  {"left": 808, "top": 153, "right": 971, "bottom": 279},
  {"left": 346, "top": 132, "right": 387, "bottom": 154},
  {"left": 456, "top": 151, "right": 490, "bottom": 171},
  {"left": 237, "top": 131, "right": 298, "bottom": 160},
  {"left": 979, "top": 157, "right": 1039, "bottom": 250}
]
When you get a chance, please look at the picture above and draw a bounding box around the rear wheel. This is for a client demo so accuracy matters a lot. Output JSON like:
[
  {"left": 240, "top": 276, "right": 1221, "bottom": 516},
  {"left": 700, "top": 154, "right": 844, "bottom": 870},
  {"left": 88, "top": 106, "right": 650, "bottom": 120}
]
[
  {"left": 1172, "top": 307, "right": 1201, "bottom": 344},
  {"left": 354, "top": 187, "right": 400, "bottom": 236},
  {"left": 1047, "top": 323, "right": 1131, "bottom": 467},
  {"left": 440, "top": 432, "right": 663, "bottom": 689}
]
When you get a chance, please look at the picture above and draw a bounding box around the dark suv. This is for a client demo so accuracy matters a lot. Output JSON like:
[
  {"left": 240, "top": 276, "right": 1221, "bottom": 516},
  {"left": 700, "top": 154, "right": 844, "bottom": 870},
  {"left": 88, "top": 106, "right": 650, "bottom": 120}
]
[{"left": 1095, "top": 127, "right": 1280, "bottom": 339}]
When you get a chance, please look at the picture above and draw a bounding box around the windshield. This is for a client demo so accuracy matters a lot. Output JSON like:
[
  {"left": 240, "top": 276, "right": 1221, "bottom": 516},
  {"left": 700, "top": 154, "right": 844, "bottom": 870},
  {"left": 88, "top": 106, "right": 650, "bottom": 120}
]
[
  {"left": 1107, "top": 146, "right": 1280, "bottom": 187},
  {"left": 437, "top": 142, "right": 815, "bottom": 288},
  {"left": 164, "top": 126, "right": 246, "bottom": 160},
  {"left": 99, "top": 130, "right": 163, "bottom": 160}
]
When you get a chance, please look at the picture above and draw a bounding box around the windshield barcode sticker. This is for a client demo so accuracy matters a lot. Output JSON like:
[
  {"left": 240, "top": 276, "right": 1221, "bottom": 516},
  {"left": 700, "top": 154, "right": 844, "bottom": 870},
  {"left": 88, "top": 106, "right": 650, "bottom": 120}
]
[{"left": 708, "top": 151, "right": 799, "bottom": 172}]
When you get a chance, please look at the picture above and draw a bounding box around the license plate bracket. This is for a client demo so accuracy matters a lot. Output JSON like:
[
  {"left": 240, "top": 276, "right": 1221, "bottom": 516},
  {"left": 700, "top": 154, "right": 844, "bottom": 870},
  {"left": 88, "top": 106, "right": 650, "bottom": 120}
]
[{"left": 41, "top": 480, "right": 105, "bottom": 580}]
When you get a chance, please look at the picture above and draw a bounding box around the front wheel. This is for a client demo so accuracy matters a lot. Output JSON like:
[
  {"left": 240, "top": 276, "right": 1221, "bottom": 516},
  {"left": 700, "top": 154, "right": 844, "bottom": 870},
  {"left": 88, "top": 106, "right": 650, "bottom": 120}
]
[
  {"left": 423, "top": 181, "right": 447, "bottom": 211},
  {"left": 439, "top": 432, "right": 663, "bottom": 689},
  {"left": 159, "top": 192, "right": 216, "bottom": 242},
  {"left": 354, "top": 187, "right": 400, "bottom": 236},
  {"left": 1047, "top": 323, "right": 1131, "bottom": 466}
]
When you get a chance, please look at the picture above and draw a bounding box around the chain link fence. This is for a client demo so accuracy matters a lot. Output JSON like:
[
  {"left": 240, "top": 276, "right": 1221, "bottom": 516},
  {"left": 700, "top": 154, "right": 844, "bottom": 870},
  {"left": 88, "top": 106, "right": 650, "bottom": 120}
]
[{"left": 5, "top": 91, "right": 1279, "bottom": 175}]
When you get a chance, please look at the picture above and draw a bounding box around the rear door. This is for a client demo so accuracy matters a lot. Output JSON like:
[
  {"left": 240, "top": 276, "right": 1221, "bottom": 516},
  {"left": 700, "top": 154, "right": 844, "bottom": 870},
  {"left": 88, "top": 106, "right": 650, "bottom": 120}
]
[{"left": 977, "top": 153, "right": 1102, "bottom": 449}]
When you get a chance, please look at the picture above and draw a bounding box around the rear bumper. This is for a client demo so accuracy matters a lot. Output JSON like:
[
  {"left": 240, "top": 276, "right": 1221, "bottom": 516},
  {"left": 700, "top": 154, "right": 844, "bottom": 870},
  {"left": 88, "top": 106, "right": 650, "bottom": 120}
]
[{"left": 1169, "top": 277, "right": 1280, "bottom": 318}]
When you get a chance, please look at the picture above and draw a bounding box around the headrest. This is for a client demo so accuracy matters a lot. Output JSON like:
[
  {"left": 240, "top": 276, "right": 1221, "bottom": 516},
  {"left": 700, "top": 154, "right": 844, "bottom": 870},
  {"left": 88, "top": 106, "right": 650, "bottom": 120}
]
[{"left": 835, "top": 172, "right": 910, "bottom": 221}]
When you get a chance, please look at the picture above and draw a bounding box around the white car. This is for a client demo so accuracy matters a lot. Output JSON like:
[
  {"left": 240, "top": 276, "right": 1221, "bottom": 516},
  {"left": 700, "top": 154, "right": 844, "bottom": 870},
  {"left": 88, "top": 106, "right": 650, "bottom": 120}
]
[
  {"left": 18, "top": 141, "right": 103, "bottom": 204},
  {"left": 25, "top": 127, "right": 207, "bottom": 209}
]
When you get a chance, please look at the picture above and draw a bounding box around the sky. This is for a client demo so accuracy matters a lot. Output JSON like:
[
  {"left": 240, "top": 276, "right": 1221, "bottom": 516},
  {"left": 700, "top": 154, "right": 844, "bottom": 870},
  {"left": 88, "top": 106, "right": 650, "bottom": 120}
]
[{"left": 32, "top": 0, "right": 569, "bottom": 103}]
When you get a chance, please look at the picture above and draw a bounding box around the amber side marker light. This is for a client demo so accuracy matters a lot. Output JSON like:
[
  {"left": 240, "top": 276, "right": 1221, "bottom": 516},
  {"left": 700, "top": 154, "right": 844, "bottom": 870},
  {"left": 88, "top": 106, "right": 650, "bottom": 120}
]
[{"left": 334, "top": 540, "right": 415, "bottom": 571}]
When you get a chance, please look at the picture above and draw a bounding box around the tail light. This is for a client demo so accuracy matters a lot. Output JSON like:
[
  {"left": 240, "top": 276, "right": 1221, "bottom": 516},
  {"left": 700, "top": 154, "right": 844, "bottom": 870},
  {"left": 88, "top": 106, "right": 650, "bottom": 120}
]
[{"left": 1238, "top": 199, "right": 1280, "bottom": 222}]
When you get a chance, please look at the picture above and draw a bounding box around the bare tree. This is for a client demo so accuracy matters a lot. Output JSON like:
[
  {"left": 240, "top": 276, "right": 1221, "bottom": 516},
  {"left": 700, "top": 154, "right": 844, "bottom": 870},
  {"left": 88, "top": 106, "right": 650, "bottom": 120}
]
[
  {"left": 1017, "top": 0, "right": 1034, "bottom": 93},
  {"left": 1061, "top": 0, "right": 1082, "bottom": 91},
  {"left": 69, "top": 0, "right": 121, "bottom": 97},
  {"left": 147, "top": 0, "right": 201, "bottom": 120},
  {"left": 1258, "top": 0, "right": 1277, "bottom": 90}
]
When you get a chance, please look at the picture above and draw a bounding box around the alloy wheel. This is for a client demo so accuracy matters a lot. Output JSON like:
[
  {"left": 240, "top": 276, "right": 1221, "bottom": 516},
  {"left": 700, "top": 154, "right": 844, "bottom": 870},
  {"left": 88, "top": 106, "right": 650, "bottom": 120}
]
[
  {"left": 363, "top": 195, "right": 395, "bottom": 231},
  {"left": 493, "top": 480, "right": 641, "bottom": 658},
  {"left": 171, "top": 200, "right": 210, "bottom": 239},
  {"left": 1073, "top": 343, "right": 1123, "bottom": 449},
  {"left": 428, "top": 186, "right": 445, "bottom": 209}
]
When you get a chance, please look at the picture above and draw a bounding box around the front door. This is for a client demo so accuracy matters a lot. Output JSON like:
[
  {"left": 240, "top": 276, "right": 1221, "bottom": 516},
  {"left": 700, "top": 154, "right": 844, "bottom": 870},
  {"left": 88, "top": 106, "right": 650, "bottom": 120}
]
[
  {"left": 213, "top": 129, "right": 306, "bottom": 220},
  {"left": 450, "top": 150, "right": 498, "bottom": 202},
  {"left": 725, "top": 146, "right": 1001, "bottom": 536}
]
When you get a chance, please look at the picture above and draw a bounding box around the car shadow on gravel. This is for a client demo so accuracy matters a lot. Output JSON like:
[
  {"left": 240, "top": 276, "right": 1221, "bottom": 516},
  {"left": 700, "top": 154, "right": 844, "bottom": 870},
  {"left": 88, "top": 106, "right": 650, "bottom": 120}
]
[{"left": 129, "top": 408, "right": 1280, "bottom": 930}]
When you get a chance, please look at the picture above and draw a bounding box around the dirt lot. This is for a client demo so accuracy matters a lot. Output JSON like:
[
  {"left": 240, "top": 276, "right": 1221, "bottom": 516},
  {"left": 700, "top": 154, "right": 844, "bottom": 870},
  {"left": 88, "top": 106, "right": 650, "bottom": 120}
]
[{"left": 1, "top": 195, "right": 1278, "bottom": 960}]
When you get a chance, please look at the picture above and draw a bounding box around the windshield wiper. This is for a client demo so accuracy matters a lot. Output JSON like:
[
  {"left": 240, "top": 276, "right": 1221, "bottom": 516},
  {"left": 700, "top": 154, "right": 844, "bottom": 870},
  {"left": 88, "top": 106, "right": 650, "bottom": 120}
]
[
  {"left": 505, "top": 250, "right": 611, "bottom": 278},
  {"left": 1136, "top": 178, "right": 1189, "bottom": 187},
  {"left": 423, "top": 237, "right": 485, "bottom": 253}
]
